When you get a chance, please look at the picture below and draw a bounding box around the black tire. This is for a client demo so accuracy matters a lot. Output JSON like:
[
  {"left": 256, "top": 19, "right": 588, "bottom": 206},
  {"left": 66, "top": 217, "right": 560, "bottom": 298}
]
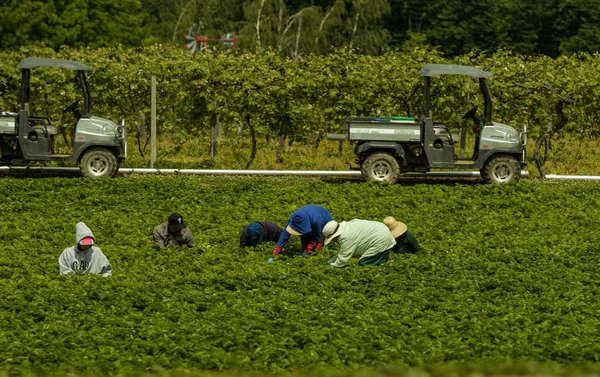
[
  {"left": 79, "top": 148, "right": 119, "bottom": 179},
  {"left": 361, "top": 152, "right": 401, "bottom": 183},
  {"left": 482, "top": 155, "right": 520, "bottom": 184}
]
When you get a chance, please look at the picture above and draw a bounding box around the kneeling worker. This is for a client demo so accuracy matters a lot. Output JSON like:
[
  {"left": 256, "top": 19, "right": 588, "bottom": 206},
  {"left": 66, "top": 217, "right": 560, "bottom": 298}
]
[
  {"left": 59, "top": 222, "right": 113, "bottom": 276},
  {"left": 322, "top": 219, "right": 396, "bottom": 268},
  {"left": 153, "top": 213, "right": 195, "bottom": 249}
]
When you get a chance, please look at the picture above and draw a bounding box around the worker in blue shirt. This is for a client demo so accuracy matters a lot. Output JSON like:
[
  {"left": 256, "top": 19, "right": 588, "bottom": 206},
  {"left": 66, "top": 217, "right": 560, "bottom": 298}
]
[{"left": 270, "top": 205, "right": 332, "bottom": 260}]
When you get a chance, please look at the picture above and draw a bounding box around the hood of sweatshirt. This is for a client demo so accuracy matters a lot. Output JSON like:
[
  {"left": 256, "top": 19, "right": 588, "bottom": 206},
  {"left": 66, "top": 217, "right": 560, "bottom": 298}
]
[{"left": 75, "top": 222, "right": 95, "bottom": 245}]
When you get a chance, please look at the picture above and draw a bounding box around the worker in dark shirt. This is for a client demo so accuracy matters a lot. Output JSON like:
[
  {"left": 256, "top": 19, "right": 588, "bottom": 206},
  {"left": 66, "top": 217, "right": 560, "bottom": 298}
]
[
  {"left": 239, "top": 221, "right": 283, "bottom": 248},
  {"left": 383, "top": 216, "right": 421, "bottom": 254}
]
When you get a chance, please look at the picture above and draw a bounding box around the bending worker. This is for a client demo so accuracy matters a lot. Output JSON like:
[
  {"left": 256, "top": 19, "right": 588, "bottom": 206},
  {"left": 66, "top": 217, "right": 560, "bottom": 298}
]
[
  {"left": 322, "top": 219, "right": 396, "bottom": 268},
  {"left": 383, "top": 216, "right": 421, "bottom": 254},
  {"left": 240, "top": 220, "right": 282, "bottom": 248},
  {"left": 271, "top": 204, "right": 332, "bottom": 258}
]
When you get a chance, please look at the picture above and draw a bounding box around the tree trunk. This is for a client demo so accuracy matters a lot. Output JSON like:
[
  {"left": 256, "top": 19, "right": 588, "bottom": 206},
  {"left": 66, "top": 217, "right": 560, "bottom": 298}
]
[
  {"left": 314, "top": 130, "right": 323, "bottom": 150},
  {"left": 315, "top": 4, "right": 335, "bottom": 52},
  {"left": 255, "top": 0, "right": 266, "bottom": 48},
  {"left": 136, "top": 114, "right": 146, "bottom": 158},
  {"left": 172, "top": 1, "right": 189, "bottom": 44},
  {"left": 245, "top": 114, "right": 257, "bottom": 170},
  {"left": 293, "top": 16, "right": 302, "bottom": 59},
  {"left": 349, "top": 9, "right": 360, "bottom": 49},
  {"left": 534, "top": 135, "right": 547, "bottom": 178},
  {"left": 276, "top": 135, "right": 287, "bottom": 163},
  {"left": 209, "top": 112, "right": 219, "bottom": 159}
]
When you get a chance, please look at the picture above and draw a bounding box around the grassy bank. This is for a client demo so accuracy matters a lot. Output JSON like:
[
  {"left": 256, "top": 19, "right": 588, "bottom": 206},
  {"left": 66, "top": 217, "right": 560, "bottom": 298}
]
[{"left": 119, "top": 134, "right": 600, "bottom": 177}]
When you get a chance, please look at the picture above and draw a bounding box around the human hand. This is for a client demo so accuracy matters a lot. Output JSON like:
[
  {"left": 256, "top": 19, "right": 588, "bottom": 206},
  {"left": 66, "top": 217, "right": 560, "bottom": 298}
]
[
  {"left": 268, "top": 257, "right": 275, "bottom": 263},
  {"left": 272, "top": 245, "right": 282, "bottom": 255}
]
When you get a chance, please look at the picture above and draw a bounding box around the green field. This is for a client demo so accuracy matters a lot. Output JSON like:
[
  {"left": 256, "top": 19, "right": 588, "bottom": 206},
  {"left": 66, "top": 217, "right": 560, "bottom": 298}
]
[{"left": 1, "top": 176, "right": 600, "bottom": 377}]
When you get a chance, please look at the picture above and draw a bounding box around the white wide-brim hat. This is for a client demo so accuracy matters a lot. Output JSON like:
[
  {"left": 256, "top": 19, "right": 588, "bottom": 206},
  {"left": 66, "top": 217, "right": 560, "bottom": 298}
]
[{"left": 323, "top": 220, "right": 345, "bottom": 245}]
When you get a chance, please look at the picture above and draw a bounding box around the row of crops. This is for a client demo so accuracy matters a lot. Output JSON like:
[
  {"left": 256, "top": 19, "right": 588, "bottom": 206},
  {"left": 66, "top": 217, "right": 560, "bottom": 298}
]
[{"left": 2, "top": 175, "right": 600, "bottom": 376}]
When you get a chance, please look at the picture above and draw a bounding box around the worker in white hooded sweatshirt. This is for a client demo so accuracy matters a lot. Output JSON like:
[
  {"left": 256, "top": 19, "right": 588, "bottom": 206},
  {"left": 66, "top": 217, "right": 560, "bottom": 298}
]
[{"left": 59, "top": 222, "right": 113, "bottom": 276}]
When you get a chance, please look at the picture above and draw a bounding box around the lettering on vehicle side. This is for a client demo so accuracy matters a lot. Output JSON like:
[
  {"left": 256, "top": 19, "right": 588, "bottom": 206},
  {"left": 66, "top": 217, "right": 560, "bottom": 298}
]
[
  {"left": 482, "top": 145, "right": 488, "bottom": 149},
  {"left": 395, "top": 129, "right": 418, "bottom": 135},
  {"left": 490, "top": 135, "right": 504, "bottom": 139},
  {"left": 78, "top": 137, "right": 85, "bottom": 141},
  {"left": 353, "top": 128, "right": 418, "bottom": 135},
  {"left": 354, "top": 128, "right": 395, "bottom": 134}
]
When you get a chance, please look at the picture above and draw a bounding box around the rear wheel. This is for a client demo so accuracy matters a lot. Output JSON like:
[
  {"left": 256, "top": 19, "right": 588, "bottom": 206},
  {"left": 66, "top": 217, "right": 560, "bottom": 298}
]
[
  {"left": 80, "top": 148, "right": 118, "bottom": 179},
  {"left": 482, "top": 155, "right": 520, "bottom": 183},
  {"left": 361, "top": 152, "right": 401, "bottom": 184}
]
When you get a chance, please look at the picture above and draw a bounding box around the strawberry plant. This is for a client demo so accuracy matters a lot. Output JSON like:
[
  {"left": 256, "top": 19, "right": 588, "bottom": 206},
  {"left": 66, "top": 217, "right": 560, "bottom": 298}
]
[{"left": 1, "top": 176, "right": 600, "bottom": 376}]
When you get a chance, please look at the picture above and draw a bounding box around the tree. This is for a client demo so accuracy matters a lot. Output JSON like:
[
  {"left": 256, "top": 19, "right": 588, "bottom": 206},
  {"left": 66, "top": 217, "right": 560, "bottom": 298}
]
[{"left": 0, "top": 0, "right": 156, "bottom": 50}]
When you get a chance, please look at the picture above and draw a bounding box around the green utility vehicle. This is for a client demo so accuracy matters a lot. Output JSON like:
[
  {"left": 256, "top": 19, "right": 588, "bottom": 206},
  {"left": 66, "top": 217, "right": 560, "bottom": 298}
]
[
  {"left": 329, "top": 64, "right": 527, "bottom": 184},
  {"left": 0, "top": 58, "right": 126, "bottom": 178}
]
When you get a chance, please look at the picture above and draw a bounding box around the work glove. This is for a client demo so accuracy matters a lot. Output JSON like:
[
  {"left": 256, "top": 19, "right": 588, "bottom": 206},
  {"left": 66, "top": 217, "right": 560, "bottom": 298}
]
[
  {"left": 303, "top": 240, "right": 319, "bottom": 254},
  {"left": 268, "top": 257, "right": 276, "bottom": 263},
  {"left": 272, "top": 245, "right": 282, "bottom": 255},
  {"left": 301, "top": 252, "right": 308, "bottom": 258}
]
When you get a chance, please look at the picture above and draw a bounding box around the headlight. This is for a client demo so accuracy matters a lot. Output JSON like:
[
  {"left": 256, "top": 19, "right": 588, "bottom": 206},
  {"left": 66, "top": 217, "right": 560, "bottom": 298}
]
[
  {"left": 102, "top": 125, "right": 115, "bottom": 135},
  {"left": 507, "top": 131, "right": 518, "bottom": 142}
]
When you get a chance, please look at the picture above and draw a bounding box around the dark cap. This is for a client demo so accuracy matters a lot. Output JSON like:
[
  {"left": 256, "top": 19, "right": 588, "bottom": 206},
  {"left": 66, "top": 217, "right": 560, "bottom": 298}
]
[
  {"left": 168, "top": 213, "right": 187, "bottom": 230},
  {"left": 246, "top": 222, "right": 263, "bottom": 247}
]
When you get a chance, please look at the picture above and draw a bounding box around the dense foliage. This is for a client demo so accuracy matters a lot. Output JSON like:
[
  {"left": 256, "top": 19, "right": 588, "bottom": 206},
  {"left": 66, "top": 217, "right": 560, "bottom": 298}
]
[
  {"left": 1, "top": 176, "right": 600, "bottom": 376},
  {"left": 2, "top": 0, "right": 600, "bottom": 58},
  {"left": 0, "top": 46, "right": 596, "bottom": 173}
]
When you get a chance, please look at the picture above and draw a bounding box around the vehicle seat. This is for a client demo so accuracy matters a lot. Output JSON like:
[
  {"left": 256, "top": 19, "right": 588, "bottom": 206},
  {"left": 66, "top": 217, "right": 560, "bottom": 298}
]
[{"left": 32, "top": 124, "right": 60, "bottom": 136}]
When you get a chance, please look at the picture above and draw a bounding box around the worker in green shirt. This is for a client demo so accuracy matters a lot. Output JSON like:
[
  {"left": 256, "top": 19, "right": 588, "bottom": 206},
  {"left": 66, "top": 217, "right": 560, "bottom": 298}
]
[
  {"left": 383, "top": 216, "right": 421, "bottom": 254},
  {"left": 322, "top": 219, "right": 396, "bottom": 268}
]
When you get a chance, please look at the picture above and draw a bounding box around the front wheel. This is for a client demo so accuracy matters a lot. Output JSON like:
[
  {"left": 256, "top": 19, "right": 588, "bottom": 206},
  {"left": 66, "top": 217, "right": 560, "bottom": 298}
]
[
  {"left": 361, "top": 152, "right": 401, "bottom": 184},
  {"left": 482, "top": 155, "right": 520, "bottom": 183},
  {"left": 80, "top": 148, "right": 119, "bottom": 179}
]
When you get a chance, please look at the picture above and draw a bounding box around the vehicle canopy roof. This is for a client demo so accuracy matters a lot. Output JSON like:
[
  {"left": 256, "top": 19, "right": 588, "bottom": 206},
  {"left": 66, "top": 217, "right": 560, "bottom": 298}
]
[
  {"left": 420, "top": 64, "right": 492, "bottom": 78},
  {"left": 18, "top": 58, "right": 93, "bottom": 71}
]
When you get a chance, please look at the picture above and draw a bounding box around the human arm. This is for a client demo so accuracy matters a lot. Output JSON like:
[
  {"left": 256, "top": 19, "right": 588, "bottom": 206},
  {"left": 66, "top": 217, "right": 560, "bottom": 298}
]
[
  {"left": 239, "top": 227, "right": 248, "bottom": 248},
  {"left": 405, "top": 231, "right": 421, "bottom": 254},
  {"left": 272, "top": 229, "right": 292, "bottom": 255},
  {"left": 330, "top": 240, "right": 356, "bottom": 268},
  {"left": 152, "top": 226, "right": 167, "bottom": 249},
  {"left": 275, "top": 229, "right": 291, "bottom": 249},
  {"left": 58, "top": 252, "right": 75, "bottom": 275},
  {"left": 183, "top": 229, "right": 195, "bottom": 248},
  {"left": 100, "top": 261, "right": 113, "bottom": 277}
]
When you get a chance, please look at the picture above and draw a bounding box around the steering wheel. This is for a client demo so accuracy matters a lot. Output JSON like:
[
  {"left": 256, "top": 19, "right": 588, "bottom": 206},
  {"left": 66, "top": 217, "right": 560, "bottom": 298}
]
[
  {"left": 462, "top": 105, "right": 478, "bottom": 120},
  {"left": 63, "top": 100, "right": 78, "bottom": 113}
]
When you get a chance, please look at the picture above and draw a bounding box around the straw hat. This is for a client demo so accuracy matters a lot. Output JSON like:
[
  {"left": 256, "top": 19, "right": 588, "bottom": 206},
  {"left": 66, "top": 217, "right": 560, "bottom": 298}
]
[
  {"left": 285, "top": 225, "right": 302, "bottom": 236},
  {"left": 383, "top": 216, "right": 407, "bottom": 238},
  {"left": 323, "top": 220, "right": 345, "bottom": 245}
]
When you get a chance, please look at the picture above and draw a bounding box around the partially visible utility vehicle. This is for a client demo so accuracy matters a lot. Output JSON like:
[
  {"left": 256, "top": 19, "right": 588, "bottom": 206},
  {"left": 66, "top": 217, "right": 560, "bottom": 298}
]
[
  {"left": 0, "top": 58, "right": 126, "bottom": 178},
  {"left": 328, "top": 64, "right": 527, "bottom": 184}
]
